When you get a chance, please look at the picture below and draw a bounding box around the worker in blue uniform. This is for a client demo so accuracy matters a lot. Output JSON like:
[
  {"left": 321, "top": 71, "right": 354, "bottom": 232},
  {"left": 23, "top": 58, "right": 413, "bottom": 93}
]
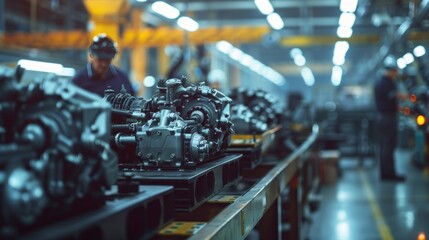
[
  {"left": 374, "top": 63, "right": 407, "bottom": 181},
  {"left": 72, "top": 33, "right": 134, "bottom": 96}
]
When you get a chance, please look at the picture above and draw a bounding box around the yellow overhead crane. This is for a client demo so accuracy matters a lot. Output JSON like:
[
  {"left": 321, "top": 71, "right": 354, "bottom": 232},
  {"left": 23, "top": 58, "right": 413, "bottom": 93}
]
[
  {"left": 4, "top": 27, "right": 429, "bottom": 49},
  {"left": 1, "top": 0, "right": 429, "bottom": 49}
]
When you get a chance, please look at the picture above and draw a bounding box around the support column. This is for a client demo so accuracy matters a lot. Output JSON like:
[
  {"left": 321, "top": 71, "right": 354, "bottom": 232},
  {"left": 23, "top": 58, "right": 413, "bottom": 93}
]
[
  {"left": 158, "top": 46, "right": 168, "bottom": 78},
  {"left": 83, "top": 0, "right": 129, "bottom": 66},
  {"left": 129, "top": 9, "right": 146, "bottom": 97}
]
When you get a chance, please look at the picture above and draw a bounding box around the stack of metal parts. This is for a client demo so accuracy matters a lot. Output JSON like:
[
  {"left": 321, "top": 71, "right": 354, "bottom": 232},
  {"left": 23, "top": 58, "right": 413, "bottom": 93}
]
[{"left": 104, "top": 78, "right": 234, "bottom": 169}]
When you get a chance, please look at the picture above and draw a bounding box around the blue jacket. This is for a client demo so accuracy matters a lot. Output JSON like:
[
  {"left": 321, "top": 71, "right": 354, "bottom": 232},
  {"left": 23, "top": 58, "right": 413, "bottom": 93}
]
[
  {"left": 374, "top": 75, "right": 397, "bottom": 113},
  {"left": 72, "top": 63, "right": 135, "bottom": 97}
]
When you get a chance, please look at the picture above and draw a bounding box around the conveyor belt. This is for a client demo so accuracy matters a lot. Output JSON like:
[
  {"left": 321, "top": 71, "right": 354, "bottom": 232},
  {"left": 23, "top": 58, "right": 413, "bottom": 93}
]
[{"left": 189, "top": 125, "right": 319, "bottom": 239}]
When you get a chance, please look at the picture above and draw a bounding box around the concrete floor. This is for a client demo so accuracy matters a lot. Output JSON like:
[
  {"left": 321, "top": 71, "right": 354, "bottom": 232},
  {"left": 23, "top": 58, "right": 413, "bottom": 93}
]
[{"left": 308, "top": 150, "right": 429, "bottom": 240}]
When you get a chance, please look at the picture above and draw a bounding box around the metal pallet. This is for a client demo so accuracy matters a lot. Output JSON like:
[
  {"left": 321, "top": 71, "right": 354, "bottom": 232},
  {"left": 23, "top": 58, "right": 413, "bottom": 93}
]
[{"left": 119, "top": 154, "right": 242, "bottom": 212}]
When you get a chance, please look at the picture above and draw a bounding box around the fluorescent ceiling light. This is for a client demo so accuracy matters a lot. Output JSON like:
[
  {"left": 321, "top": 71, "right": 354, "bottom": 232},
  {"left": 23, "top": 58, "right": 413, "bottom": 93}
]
[
  {"left": 337, "top": 26, "right": 353, "bottom": 38},
  {"left": 177, "top": 16, "right": 199, "bottom": 32},
  {"left": 261, "top": 66, "right": 272, "bottom": 76},
  {"left": 333, "top": 55, "right": 346, "bottom": 65},
  {"left": 331, "top": 66, "right": 343, "bottom": 86},
  {"left": 271, "top": 76, "right": 285, "bottom": 86},
  {"left": 413, "top": 45, "right": 426, "bottom": 57},
  {"left": 254, "top": 0, "right": 274, "bottom": 15},
  {"left": 267, "top": 13, "right": 284, "bottom": 30},
  {"left": 241, "top": 54, "right": 254, "bottom": 67},
  {"left": 290, "top": 48, "right": 303, "bottom": 59},
  {"left": 18, "top": 59, "right": 63, "bottom": 74},
  {"left": 340, "top": 0, "right": 358, "bottom": 13},
  {"left": 230, "top": 48, "right": 244, "bottom": 61},
  {"left": 136, "top": 0, "right": 147, "bottom": 2},
  {"left": 301, "top": 67, "right": 315, "bottom": 86},
  {"left": 294, "top": 55, "right": 306, "bottom": 66},
  {"left": 151, "top": 1, "right": 180, "bottom": 19},
  {"left": 334, "top": 41, "right": 350, "bottom": 55},
  {"left": 339, "top": 13, "right": 356, "bottom": 28},
  {"left": 403, "top": 53, "right": 414, "bottom": 64},
  {"left": 144, "top": 76, "right": 156, "bottom": 87},
  {"left": 58, "top": 67, "right": 76, "bottom": 77},
  {"left": 216, "top": 41, "right": 233, "bottom": 54},
  {"left": 397, "top": 58, "right": 406, "bottom": 69},
  {"left": 250, "top": 60, "right": 264, "bottom": 72}
]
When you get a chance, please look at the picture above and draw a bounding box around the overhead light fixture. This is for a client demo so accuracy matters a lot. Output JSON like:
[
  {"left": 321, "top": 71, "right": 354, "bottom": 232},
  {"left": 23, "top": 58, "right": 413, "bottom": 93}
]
[
  {"left": 331, "top": 66, "right": 343, "bottom": 86},
  {"left": 241, "top": 54, "right": 254, "bottom": 67},
  {"left": 17, "top": 59, "right": 63, "bottom": 74},
  {"left": 334, "top": 41, "right": 350, "bottom": 55},
  {"left": 215, "top": 42, "right": 286, "bottom": 86},
  {"left": 151, "top": 1, "right": 180, "bottom": 19},
  {"left": 267, "top": 12, "right": 284, "bottom": 30},
  {"left": 144, "top": 76, "right": 156, "bottom": 87},
  {"left": 337, "top": 26, "right": 353, "bottom": 38},
  {"left": 136, "top": 0, "right": 147, "bottom": 2},
  {"left": 339, "top": 13, "right": 356, "bottom": 28},
  {"left": 333, "top": 55, "right": 346, "bottom": 65},
  {"left": 403, "top": 53, "right": 414, "bottom": 64},
  {"left": 413, "top": 45, "right": 426, "bottom": 57},
  {"left": 254, "top": 0, "right": 274, "bottom": 15},
  {"left": 230, "top": 48, "right": 244, "bottom": 61},
  {"left": 340, "top": 0, "right": 358, "bottom": 13},
  {"left": 290, "top": 48, "right": 303, "bottom": 59},
  {"left": 177, "top": 16, "right": 199, "bottom": 32},
  {"left": 216, "top": 41, "right": 233, "bottom": 54},
  {"left": 397, "top": 58, "right": 406, "bottom": 69},
  {"left": 301, "top": 67, "right": 315, "bottom": 86},
  {"left": 58, "top": 67, "right": 76, "bottom": 77},
  {"left": 333, "top": 41, "right": 349, "bottom": 65},
  {"left": 250, "top": 60, "right": 264, "bottom": 73},
  {"left": 294, "top": 55, "right": 306, "bottom": 66}
]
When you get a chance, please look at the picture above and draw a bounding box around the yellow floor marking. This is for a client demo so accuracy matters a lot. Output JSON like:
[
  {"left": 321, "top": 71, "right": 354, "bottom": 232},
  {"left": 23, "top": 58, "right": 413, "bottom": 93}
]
[{"left": 359, "top": 169, "right": 394, "bottom": 240}]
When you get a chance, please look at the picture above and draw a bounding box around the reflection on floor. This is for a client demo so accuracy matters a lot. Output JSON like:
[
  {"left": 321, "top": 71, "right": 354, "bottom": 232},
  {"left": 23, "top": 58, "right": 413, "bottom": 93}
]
[{"left": 308, "top": 149, "right": 429, "bottom": 240}]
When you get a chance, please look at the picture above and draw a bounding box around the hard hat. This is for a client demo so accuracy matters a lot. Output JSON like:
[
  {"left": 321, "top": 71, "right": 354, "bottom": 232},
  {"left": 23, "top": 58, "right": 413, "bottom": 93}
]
[
  {"left": 89, "top": 33, "right": 118, "bottom": 59},
  {"left": 384, "top": 62, "right": 398, "bottom": 71},
  {"left": 383, "top": 56, "right": 398, "bottom": 71}
]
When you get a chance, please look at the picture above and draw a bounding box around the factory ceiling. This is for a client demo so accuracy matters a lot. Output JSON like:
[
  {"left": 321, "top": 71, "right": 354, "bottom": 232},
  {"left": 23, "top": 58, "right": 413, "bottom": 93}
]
[{"left": 2, "top": 0, "right": 429, "bottom": 89}]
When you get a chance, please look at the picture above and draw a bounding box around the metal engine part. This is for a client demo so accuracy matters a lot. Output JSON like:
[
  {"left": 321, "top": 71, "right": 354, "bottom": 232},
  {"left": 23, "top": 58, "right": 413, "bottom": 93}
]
[
  {"left": 230, "top": 104, "right": 268, "bottom": 134},
  {"left": 0, "top": 69, "right": 117, "bottom": 227},
  {"left": 229, "top": 88, "right": 282, "bottom": 134},
  {"left": 104, "top": 78, "right": 233, "bottom": 168}
]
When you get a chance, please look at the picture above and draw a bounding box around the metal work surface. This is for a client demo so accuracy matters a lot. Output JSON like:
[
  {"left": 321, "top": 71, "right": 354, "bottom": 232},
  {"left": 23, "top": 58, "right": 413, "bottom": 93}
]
[
  {"left": 190, "top": 125, "right": 319, "bottom": 240},
  {"left": 15, "top": 185, "right": 174, "bottom": 240}
]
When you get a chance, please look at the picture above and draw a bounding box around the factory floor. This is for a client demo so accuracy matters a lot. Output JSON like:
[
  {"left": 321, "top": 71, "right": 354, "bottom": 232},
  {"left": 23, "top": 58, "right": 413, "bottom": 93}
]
[{"left": 308, "top": 149, "right": 429, "bottom": 240}]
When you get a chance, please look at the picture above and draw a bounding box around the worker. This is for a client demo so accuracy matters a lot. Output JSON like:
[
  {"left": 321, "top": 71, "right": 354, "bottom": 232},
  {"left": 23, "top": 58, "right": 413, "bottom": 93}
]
[
  {"left": 72, "top": 33, "right": 134, "bottom": 96},
  {"left": 374, "top": 63, "right": 407, "bottom": 181}
]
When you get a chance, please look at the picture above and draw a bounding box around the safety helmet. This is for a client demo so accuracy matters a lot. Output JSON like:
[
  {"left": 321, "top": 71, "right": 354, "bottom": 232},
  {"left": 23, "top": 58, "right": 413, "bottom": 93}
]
[
  {"left": 89, "top": 33, "right": 118, "bottom": 59},
  {"left": 383, "top": 56, "right": 398, "bottom": 71}
]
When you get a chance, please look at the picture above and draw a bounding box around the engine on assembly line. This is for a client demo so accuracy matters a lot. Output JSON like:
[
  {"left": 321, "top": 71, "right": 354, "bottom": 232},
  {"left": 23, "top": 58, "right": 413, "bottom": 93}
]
[
  {"left": 0, "top": 67, "right": 117, "bottom": 228},
  {"left": 229, "top": 88, "right": 282, "bottom": 134},
  {"left": 104, "top": 78, "right": 234, "bottom": 169}
]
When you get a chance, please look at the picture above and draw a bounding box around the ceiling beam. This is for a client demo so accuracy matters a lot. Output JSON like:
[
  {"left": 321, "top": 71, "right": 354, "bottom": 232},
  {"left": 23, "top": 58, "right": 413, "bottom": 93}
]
[
  {"left": 280, "top": 34, "right": 380, "bottom": 47},
  {"left": 165, "top": 0, "right": 339, "bottom": 12},
  {"left": 198, "top": 17, "right": 340, "bottom": 28},
  {"left": 2, "top": 27, "right": 429, "bottom": 49}
]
